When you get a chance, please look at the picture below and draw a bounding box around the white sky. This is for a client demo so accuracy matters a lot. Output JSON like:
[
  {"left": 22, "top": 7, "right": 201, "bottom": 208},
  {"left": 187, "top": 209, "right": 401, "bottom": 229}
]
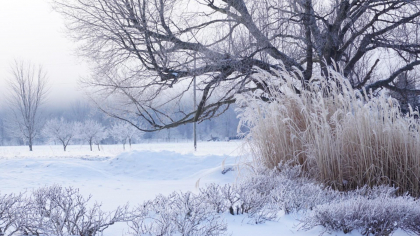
[{"left": 0, "top": 0, "right": 88, "bottom": 109}]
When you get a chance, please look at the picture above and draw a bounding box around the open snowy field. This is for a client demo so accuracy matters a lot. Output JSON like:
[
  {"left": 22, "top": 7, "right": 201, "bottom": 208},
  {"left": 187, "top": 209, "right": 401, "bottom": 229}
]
[
  {"left": 0, "top": 141, "right": 244, "bottom": 204},
  {"left": 0, "top": 141, "right": 408, "bottom": 236}
]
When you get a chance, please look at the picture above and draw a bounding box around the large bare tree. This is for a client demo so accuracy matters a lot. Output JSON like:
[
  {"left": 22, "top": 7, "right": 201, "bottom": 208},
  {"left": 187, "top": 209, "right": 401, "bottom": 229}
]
[
  {"left": 7, "top": 61, "right": 49, "bottom": 151},
  {"left": 53, "top": 0, "right": 420, "bottom": 131}
]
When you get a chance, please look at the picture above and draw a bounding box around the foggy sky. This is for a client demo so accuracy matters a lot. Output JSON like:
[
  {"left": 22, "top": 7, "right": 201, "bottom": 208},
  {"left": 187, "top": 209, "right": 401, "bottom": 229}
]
[{"left": 0, "top": 0, "right": 88, "bottom": 109}]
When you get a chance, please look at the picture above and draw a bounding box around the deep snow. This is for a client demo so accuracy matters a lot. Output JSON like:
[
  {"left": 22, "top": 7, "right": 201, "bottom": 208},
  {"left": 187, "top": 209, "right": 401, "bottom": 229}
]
[{"left": 0, "top": 141, "right": 408, "bottom": 235}]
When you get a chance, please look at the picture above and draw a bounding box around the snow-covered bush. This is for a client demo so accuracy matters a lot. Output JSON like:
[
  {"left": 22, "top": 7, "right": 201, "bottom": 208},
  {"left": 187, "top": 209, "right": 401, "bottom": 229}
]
[
  {"left": 42, "top": 117, "right": 78, "bottom": 151},
  {"left": 237, "top": 166, "right": 339, "bottom": 219},
  {"left": 199, "top": 165, "right": 338, "bottom": 224},
  {"left": 302, "top": 189, "right": 420, "bottom": 235},
  {"left": 237, "top": 66, "right": 420, "bottom": 196},
  {"left": 2, "top": 177, "right": 420, "bottom": 235},
  {"left": 234, "top": 184, "right": 277, "bottom": 224},
  {"left": 0, "top": 186, "right": 128, "bottom": 236},
  {"left": 0, "top": 192, "right": 26, "bottom": 236},
  {"left": 199, "top": 183, "right": 229, "bottom": 214},
  {"left": 199, "top": 177, "right": 278, "bottom": 224},
  {"left": 20, "top": 185, "right": 128, "bottom": 236},
  {"left": 127, "top": 192, "right": 227, "bottom": 236}
]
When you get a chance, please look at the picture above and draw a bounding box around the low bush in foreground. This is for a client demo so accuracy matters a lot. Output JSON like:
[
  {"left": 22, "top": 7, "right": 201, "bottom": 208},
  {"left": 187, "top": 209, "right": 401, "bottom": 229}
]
[
  {"left": 301, "top": 185, "right": 420, "bottom": 235},
  {"left": 237, "top": 66, "right": 420, "bottom": 197},
  {"left": 302, "top": 193, "right": 420, "bottom": 235},
  {"left": 127, "top": 192, "right": 226, "bottom": 236},
  {"left": 2, "top": 173, "right": 420, "bottom": 235},
  {"left": 0, "top": 186, "right": 226, "bottom": 236},
  {"left": 0, "top": 186, "right": 127, "bottom": 236}
]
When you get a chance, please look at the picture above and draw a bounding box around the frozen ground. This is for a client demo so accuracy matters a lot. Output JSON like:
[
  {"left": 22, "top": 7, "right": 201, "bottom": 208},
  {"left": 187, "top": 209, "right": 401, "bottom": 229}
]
[{"left": 0, "top": 141, "right": 408, "bottom": 235}]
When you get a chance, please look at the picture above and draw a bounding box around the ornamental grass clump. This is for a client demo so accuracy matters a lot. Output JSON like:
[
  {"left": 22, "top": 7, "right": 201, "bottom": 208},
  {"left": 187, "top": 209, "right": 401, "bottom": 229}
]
[{"left": 237, "top": 67, "right": 420, "bottom": 197}]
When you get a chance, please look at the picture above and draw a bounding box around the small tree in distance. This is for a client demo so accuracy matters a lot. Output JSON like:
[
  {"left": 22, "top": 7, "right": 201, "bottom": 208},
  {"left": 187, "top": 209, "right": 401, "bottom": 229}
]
[
  {"left": 42, "top": 117, "right": 78, "bottom": 151},
  {"left": 93, "top": 127, "right": 108, "bottom": 151},
  {"left": 127, "top": 124, "right": 141, "bottom": 148},
  {"left": 6, "top": 60, "right": 49, "bottom": 151},
  {"left": 110, "top": 121, "right": 140, "bottom": 150},
  {"left": 78, "top": 119, "right": 106, "bottom": 151}
]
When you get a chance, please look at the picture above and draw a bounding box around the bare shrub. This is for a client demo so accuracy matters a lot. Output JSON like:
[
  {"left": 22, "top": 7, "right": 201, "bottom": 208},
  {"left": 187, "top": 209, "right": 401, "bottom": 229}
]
[
  {"left": 20, "top": 185, "right": 128, "bottom": 236},
  {"left": 3, "top": 177, "right": 420, "bottom": 235},
  {"left": 302, "top": 190, "right": 420, "bottom": 235},
  {"left": 199, "top": 176, "right": 278, "bottom": 224},
  {"left": 234, "top": 186, "right": 277, "bottom": 224},
  {"left": 199, "top": 165, "right": 338, "bottom": 225},
  {"left": 240, "top": 165, "right": 338, "bottom": 216},
  {"left": 128, "top": 192, "right": 227, "bottom": 236},
  {"left": 199, "top": 184, "right": 229, "bottom": 214},
  {"left": 237, "top": 67, "right": 420, "bottom": 196},
  {"left": 0, "top": 192, "right": 26, "bottom": 236}
]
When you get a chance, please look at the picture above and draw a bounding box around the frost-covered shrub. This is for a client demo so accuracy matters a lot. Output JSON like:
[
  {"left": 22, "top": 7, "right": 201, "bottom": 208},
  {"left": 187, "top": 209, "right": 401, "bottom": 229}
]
[
  {"left": 234, "top": 172, "right": 285, "bottom": 223},
  {"left": 199, "top": 165, "right": 339, "bottom": 224},
  {"left": 347, "top": 185, "right": 399, "bottom": 200},
  {"left": 302, "top": 193, "right": 420, "bottom": 235},
  {"left": 240, "top": 165, "right": 339, "bottom": 215},
  {"left": 128, "top": 192, "right": 227, "bottom": 236},
  {"left": 0, "top": 192, "right": 26, "bottom": 236},
  {"left": 271, "top": 179, "right": 337, "bottom": 215},
  {"left": 200, "top": 184, "right": 230, "bottom": 214},
  {"left": 234, "top": 185, "right": 277, "bottom": 224},
  {"left": 20, "top": 185, "right": 128, "bottom": 236},
  {"left": 199, "top": 180, "right": 277, "bottom": 224},
  {"left": 3, "top": 177, "right": 420, "bottom": 236},
  {"left": 201, "top": 171, "right": 282, "bottom": 224},
  {"left": 237, "top": 66, "right": 420, "bottom": 196}
]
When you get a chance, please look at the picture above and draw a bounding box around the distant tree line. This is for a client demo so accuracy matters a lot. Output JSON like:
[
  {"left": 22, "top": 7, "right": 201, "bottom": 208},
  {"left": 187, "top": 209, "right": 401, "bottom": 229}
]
[
  {"left": 0, "top": 99, "right": 240, "bottom": 149},
  {"left": 0, "top": 60, "right": 239, "bottom": 150}
]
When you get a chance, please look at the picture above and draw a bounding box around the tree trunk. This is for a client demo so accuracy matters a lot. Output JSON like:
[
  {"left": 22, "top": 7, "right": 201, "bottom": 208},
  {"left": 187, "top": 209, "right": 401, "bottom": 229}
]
[
  {"left": 29, "top": 137, "right": 33, "bottom": 151},
  {"left": 89, "top": 140, "right": 93, "bottom": 151}
]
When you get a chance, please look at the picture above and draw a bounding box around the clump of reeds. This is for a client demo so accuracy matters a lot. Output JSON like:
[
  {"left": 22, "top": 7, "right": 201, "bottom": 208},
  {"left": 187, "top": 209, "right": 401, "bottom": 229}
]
[{"left": 237, "top": 67, "right": 420, "bottom": 197}]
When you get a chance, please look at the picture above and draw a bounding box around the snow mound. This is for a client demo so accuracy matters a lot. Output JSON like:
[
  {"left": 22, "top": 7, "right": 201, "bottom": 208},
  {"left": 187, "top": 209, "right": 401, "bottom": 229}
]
[{"left": 106, "top": 150, "right": 234, "bottom": 180}]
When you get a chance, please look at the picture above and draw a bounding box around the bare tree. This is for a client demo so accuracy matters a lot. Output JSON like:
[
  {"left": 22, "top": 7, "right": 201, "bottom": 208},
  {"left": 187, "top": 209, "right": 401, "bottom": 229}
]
[
  {"left": 110, "top": 120, "right": 141, "bottom": 150},
  {"left": 93, "top": 125, "right": 108, "bottom": 151},
  {"left": 42, "top": 117, "right": 78, "bottom": 151},
  {"left": 52, "top": 0, "right": 420, "bottom": 131},
  {"left": 78, "top": 119, "right": 107, "bottom": 151},
  {"left": 6, "top": 60, "right": 49, "bottom": 151}
]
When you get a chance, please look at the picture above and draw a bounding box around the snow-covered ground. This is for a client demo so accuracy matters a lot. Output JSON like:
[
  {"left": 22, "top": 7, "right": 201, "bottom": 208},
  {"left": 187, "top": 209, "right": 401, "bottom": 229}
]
[{"left": 0, "top": 141, "right": 408, "bottom": 235}]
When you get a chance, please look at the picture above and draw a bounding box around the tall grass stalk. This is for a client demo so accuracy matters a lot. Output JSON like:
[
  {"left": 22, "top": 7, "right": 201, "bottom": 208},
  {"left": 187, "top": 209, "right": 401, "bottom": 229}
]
[{"left": 237, "top": 67, "right": 420, "bottom": 196}]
